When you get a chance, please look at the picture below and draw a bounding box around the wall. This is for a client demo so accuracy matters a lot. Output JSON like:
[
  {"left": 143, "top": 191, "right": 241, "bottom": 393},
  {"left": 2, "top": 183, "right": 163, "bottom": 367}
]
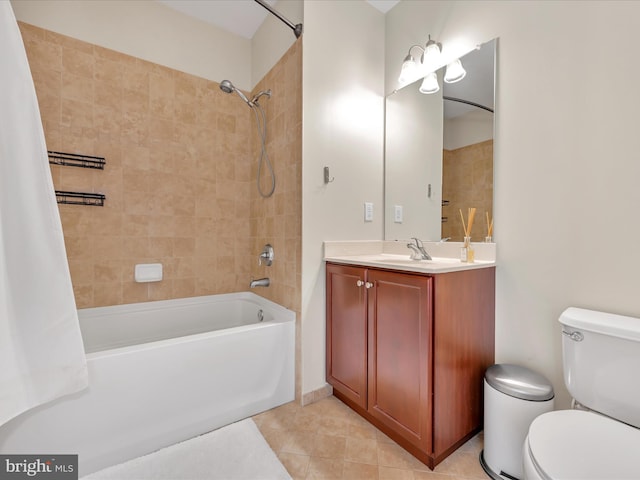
[
  {"left": 249, "top": 41, "right": 302, "bottom": 313},
  {"left": 20, "top": 22, "right": 254, "bottom": 307},
  {"left": 11, "top": 0, "right": 251, "bottom": 90},
  {"left": 18, "top": 24, "right": 304, "bottom": 305},
  {"left": 387, "top": 0, "right": 640, "bottom": 407},
  {"left": 301, "top": 0, "right": 385, "bottom": 396}
]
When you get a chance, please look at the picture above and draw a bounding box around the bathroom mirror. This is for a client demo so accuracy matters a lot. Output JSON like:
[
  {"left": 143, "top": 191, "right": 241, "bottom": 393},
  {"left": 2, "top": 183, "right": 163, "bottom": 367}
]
[{"left": 384, "top": 39, "right": 496, "bottom": 242}]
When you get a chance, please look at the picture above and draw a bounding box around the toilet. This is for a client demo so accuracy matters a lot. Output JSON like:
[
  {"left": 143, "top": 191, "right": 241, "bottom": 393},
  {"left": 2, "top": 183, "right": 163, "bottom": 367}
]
[{"left": 523, "top": 307, "right": 640, "bottom": 479}]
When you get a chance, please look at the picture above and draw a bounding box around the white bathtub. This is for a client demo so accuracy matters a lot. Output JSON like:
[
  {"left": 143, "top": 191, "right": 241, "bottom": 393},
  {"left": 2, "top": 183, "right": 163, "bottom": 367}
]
[{"left": 0, "top": 292, "right": 295, "bottom": 477}]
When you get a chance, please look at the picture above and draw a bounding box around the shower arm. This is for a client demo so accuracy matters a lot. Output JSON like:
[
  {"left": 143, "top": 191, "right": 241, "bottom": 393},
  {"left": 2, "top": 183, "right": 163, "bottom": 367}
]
[{"left": 254, "top": 0, "right": 303, "bottom": 38}]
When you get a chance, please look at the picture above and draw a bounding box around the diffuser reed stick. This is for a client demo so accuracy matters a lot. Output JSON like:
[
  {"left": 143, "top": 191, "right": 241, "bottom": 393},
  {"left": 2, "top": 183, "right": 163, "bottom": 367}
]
[
  {"left": 486, "top": 212, "right": 494, "bottom": 240},
  {"left": 459, "top": 209, "right": 468, "bottom": 237},
  {"left": 459, "top": 208, "right": 476, "bottom": 237},
  {"left": 459, "top": 208, "right": 476, "bottom": 262},
  {"left": 467, "top": 207, "right": 476, "bottom": 237}
]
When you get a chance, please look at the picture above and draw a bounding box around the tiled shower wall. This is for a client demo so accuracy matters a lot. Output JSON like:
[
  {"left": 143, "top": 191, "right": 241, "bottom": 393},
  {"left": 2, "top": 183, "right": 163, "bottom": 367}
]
[
  {"left": 442, "top": 139, "right": 494, "bottom": 241},
  {"left": 249, "top": 40, "right": 302, "bottom": 316},
  {"left": 20, "top": 22, "right": 302, "bottom": 318}
]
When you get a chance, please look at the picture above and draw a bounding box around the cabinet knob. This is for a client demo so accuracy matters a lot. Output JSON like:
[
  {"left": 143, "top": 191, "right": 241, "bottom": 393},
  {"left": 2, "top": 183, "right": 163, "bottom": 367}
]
[
  {"left": 365, "top": 282, "right": 373, "bottom": 289},
  {"left": 356, "top": 280, "right": 364, "bottom": 287}
]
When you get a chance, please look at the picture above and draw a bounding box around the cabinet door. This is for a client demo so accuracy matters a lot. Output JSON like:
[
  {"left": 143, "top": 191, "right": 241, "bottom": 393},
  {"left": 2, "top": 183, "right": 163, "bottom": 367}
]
[
  {"left": 367, "top": 269, "right": 432, "bottom": 452},
  {"left": 326, "top": 264, "right": 368, "bottom": 409}
]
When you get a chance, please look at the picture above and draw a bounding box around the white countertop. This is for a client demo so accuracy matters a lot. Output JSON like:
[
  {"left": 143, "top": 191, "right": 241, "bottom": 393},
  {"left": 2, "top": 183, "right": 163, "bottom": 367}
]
[{"left": 324, "top": 240, "right": 496, "bottom": 274}]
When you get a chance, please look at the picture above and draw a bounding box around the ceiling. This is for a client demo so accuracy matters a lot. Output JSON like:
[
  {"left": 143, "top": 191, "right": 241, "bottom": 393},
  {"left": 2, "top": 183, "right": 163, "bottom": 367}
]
[{"left": 158, "top": 0, "right": 400, "bottom": 39}]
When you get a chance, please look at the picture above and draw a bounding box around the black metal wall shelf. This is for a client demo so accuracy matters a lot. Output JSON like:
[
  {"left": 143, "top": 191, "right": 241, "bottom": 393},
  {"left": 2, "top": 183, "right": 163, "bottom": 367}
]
[
  {"left": 55, "top": 191, "right": 105, "bottom": 207},
  {"left": 48, "top": 150, "right": 105, "bottom": 169}
]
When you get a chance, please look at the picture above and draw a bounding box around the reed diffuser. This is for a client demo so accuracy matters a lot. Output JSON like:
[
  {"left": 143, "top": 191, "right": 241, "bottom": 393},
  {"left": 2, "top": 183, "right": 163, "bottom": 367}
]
[
  {"left": 459, "top": 207, "right": 476, "bottom": 262},
  {"left": 486, "top": 212, "right": 494, "bottom": 243}
]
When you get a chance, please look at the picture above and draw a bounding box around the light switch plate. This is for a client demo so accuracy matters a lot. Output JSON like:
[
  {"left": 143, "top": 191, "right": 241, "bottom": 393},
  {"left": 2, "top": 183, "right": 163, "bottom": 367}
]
[
  {"left": 364, "top": 202, "right": 373, "bottom": 222},
  {"left": 394, "top": 205, "right": 403, "bottom": 223}
]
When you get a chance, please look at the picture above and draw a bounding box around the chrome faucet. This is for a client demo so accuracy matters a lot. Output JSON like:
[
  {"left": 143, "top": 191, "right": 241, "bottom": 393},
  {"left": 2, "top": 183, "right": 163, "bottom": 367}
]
[
  {"left": 250, "top": 278, "right": 270, "bottom": 288},
  {"left": 407, "top": 237, "right": 432, "bottom": 260}
]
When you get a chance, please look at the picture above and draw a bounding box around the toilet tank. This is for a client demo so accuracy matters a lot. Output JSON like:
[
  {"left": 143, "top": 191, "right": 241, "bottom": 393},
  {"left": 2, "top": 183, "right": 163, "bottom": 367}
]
[{"left": 560, "top": 307, "right": 640, "bottom": 428}]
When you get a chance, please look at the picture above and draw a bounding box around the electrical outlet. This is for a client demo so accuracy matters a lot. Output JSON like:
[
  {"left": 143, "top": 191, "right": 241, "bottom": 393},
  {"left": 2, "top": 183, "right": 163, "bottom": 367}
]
[
  {"left": 394, "top": 205, "right": 403, "bottom": 223},
  {"left": 364, "top": 202, "right": 373, "bottom": 222}
]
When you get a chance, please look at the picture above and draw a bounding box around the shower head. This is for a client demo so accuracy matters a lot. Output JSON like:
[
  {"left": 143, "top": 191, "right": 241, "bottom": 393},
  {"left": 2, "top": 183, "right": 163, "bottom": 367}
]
[
  {"left": 219, "top": 79, "right": 234, "bottom": 94},
  {"left": 219, "top": 79, "right": 252, "bottom": 106}
]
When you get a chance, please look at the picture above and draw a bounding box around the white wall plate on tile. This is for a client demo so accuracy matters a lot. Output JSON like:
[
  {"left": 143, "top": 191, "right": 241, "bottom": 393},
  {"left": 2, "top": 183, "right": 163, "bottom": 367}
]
[{"left": 135, "top": 263, "right": 163, "bottom": 283}]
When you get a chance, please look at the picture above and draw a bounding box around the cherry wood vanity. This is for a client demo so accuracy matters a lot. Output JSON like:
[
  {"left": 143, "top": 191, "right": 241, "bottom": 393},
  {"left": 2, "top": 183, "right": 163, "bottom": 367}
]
[{"left": 326, "top": 261, "right": 495, "bottom": 468}]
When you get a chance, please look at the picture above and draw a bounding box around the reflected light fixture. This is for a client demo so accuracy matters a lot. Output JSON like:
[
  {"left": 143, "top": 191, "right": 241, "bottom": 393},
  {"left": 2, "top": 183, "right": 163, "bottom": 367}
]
[
  {"left": 419, "top": 72, "right": 440, "bottom": 94},
  {"left": 444, "top": 58, "right": 467, "bottom": 83}
]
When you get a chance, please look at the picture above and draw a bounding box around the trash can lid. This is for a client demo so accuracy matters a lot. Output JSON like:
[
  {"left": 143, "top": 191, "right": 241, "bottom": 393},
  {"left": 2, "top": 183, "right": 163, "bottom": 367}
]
[{"left": 485, "top": 364, "right": 554, "bottom": 401}]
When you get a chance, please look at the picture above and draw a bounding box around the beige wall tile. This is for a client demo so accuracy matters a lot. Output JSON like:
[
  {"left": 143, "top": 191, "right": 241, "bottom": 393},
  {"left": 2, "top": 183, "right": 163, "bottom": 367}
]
[
  {"left": 62, "top": 46, "right": 94, "bottom": 78},
  {"left": 93, "top": 282, "right": 123, "bottom": 307},
  {"left": 61, "top": 71, "right": 93, "bottom": 103},
  {"left": 72, "top": 284, "right": 93, "bottom": 309},
  {"left": 442, "top": 140, "right": 493, "bottom": 241}
]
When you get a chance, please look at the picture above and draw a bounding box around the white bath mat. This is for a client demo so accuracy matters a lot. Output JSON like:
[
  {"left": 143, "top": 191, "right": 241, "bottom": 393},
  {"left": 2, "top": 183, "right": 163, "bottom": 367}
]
[{"left": 82, "top": 419, "right": 291, "bottom": 480}]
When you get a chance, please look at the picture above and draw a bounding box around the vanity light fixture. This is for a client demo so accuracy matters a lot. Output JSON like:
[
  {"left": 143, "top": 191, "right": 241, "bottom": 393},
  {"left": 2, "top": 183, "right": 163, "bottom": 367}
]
[
  {"left": 419, "top": 72, "right": 440, "bottom": 94},
  {"left": 444, "top": 58, "right": 467, "bottom": 83},
  {"left": 398, "top": 35, "right": 442, "bottom": 85}
]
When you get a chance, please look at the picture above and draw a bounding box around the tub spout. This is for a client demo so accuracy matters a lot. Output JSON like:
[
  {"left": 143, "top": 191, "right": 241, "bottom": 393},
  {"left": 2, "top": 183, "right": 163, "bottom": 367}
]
[{"left": 250, "top": 278, "right": 270, "bottom": 288}]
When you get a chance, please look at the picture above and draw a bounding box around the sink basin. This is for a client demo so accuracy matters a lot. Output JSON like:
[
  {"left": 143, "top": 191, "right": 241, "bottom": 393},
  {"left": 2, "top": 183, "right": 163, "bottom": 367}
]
[
  {"left": 376, "top": 257, "right": 460, "bottom": 265},
  {"left": 355, "top": 255, "right": 466, "bottom": 268}
]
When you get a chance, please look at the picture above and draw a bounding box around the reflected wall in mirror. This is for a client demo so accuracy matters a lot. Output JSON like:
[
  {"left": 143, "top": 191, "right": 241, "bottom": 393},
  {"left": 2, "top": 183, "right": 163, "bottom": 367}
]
[{"left": 384, "top": 39, "right": 496, "bottom": 242}]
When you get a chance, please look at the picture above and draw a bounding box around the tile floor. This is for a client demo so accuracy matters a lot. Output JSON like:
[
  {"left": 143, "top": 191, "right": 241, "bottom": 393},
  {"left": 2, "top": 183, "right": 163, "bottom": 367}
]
[{"left": 253, "top": 396, "right": 488, "bottom": 480}]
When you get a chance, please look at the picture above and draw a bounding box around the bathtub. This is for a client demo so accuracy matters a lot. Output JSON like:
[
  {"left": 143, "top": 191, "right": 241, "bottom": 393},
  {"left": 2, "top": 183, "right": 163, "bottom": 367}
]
[{"left": 0, "top": 292, "right": 295, "bottom": 477}]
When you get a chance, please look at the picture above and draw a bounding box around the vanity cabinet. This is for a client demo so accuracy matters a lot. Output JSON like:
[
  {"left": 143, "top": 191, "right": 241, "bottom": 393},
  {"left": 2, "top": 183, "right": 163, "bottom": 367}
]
[{"left": 326, "top": 262, "right": 495, "bottom": 468}]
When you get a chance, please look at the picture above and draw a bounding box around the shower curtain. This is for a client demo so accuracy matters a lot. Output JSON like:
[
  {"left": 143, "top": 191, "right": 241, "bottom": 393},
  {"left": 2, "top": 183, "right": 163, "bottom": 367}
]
[{"left": 0, "top": 3, "right": 88, "bottom": 427}]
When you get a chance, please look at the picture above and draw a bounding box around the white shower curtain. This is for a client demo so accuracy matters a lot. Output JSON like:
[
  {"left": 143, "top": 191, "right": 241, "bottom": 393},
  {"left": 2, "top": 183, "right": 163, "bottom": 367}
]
[{"left": 0, "top": 3, "right": 88, "bottom": 427}]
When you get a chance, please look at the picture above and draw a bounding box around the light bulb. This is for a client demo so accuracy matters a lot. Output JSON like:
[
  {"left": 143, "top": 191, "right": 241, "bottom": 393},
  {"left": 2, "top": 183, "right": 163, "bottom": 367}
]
[
  {"left": 423, "top": 43, "right": 440, "bottom": 61},
  {"left": 419, "top": 72, "right": 439, "bottom": 94},
  {"left": 398, "top": 54, "right": 418, "bottom": 84},
  {"left": 444, "top": 59, "right": 467, "bottom": 83},
  {"left": 421, "top": 36, "right": 441, "bottom": 68}
]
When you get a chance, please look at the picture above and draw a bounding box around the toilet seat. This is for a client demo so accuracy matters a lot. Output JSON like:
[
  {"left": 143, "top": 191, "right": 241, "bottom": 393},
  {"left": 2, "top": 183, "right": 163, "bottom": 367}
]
[{"left": 527, "top": 409, "right": 640, "bottom": 479}]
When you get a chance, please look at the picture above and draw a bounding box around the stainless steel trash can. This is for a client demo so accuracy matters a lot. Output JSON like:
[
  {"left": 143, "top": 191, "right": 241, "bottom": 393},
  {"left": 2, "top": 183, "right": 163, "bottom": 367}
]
[{"left": 480, "top": 364, "right": 554, "bottom": 480}]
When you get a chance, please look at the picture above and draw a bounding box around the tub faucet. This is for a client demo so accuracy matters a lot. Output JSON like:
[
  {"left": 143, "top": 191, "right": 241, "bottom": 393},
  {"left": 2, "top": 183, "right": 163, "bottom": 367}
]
[
  {"left": 250, "top": 278, "right": 270, "bottom": 288},
  {"left": 407, "top": 237, "right": 432, "bottom": 260}
]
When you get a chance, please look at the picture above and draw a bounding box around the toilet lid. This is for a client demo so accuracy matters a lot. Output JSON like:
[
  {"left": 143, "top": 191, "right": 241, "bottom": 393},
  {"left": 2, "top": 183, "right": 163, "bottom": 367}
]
[{"left": 528, "top": 410, "right": 640, "bottom": 479}]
